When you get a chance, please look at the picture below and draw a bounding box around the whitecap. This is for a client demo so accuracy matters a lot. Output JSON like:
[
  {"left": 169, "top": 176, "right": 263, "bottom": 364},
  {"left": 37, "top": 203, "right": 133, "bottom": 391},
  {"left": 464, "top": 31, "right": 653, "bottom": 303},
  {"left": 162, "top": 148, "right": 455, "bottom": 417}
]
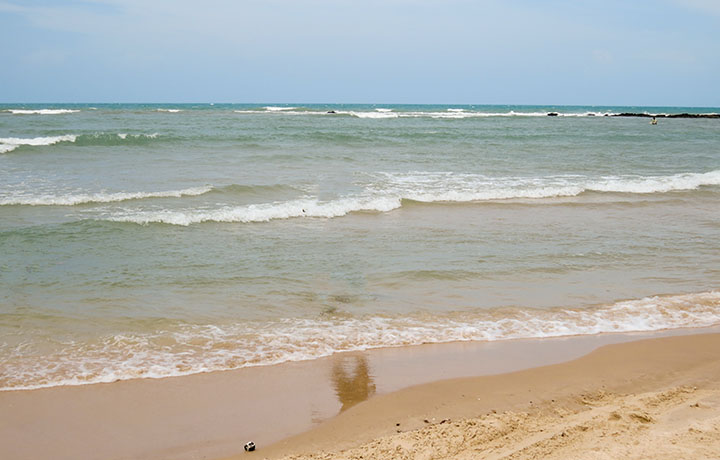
[
  {"left": 105, "top": 195, "right": 402, "bottom": 226},
  {"left": 263, "top": 106, "right": 298, "bottom": 111},
  {"left": 348, "top": 111, "right": 399, "bottom": 119},
  {"left": 0, "top": 186, "right": 213, "bottom": 206},
  {"left": 6, "top": 109, "right": 80, "bottom": 115},
  {"left": 374, "top": 170, "right": 720, "bottom": 203},
  {"left": 0, "top": 135, "right": 77, "bottom": 153}
]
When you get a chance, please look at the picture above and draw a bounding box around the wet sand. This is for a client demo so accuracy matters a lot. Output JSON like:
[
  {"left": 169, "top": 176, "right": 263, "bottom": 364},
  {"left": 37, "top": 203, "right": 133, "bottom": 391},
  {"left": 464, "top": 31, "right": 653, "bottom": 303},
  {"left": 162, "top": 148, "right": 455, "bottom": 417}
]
[{"left": 1, "top": 328, "right": 719, "bottom": 460}]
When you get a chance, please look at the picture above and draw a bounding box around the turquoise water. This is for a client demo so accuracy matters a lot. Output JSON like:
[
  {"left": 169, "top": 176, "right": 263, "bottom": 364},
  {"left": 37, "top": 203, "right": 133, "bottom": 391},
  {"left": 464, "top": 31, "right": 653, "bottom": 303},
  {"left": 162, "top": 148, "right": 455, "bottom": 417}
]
[{"left": 1, "top": 104, "right": 719, "bottom": 389}]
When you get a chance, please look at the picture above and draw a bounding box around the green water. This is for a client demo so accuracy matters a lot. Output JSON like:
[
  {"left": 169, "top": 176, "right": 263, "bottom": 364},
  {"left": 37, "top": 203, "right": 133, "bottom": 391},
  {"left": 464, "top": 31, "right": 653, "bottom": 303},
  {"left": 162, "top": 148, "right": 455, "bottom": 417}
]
[{"left": 1, "top": 104, "right": 719, "bottom": 389}]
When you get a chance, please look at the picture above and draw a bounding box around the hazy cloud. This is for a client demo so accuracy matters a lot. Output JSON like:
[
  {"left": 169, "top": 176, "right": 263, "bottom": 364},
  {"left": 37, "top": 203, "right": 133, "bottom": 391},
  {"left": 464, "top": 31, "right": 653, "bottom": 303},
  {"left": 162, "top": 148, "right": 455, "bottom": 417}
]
[{"left": 1, "top": 0, "right": 718, "bottom": 104}]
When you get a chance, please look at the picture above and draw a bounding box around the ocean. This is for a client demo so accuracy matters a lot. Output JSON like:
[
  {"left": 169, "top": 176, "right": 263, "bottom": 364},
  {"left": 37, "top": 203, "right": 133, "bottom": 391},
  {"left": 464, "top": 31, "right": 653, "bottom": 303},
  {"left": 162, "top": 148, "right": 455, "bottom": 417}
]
[{"left": 1, "top": 103, "right": 719, "bottom": 391}]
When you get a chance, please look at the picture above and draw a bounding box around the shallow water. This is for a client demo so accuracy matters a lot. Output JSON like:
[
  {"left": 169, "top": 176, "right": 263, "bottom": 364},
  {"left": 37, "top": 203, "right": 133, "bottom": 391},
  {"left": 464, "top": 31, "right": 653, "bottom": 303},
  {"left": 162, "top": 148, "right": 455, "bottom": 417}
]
[{"left": 1, "top": 103, "right": 719, "bottom": 389}]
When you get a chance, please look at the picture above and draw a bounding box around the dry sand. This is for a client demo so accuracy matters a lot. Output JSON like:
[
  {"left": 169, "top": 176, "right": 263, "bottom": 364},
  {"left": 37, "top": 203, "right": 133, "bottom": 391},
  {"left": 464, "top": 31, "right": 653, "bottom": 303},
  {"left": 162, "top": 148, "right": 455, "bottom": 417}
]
[
  {"left": 251, "top": 333, "right": 720, "bottom": 460},
  {"left": 275, "top": 386, "right": 720, "bottom": 460}
]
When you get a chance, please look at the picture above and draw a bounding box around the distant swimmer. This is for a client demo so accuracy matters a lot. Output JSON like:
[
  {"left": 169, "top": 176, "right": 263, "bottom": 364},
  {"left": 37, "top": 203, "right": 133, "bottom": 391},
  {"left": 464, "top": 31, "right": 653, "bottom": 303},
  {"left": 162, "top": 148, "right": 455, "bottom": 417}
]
[{"left": 651, "top": 117, "right": 658, "bottom": 125}]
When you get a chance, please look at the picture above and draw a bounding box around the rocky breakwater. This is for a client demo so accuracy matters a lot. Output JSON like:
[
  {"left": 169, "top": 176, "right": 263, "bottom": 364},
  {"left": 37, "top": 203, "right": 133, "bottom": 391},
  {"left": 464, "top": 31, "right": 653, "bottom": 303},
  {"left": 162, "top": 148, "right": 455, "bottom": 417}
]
[{"left": 612, "top": 112, "right": 720, "bottom": 119}]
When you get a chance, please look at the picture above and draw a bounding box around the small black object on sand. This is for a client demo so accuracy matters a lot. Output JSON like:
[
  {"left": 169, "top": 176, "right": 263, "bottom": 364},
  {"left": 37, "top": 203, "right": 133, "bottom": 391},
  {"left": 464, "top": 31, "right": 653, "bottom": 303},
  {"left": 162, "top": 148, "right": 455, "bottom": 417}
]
[{"left": 244, "top": 441, "right": 256, "bottom": 452}]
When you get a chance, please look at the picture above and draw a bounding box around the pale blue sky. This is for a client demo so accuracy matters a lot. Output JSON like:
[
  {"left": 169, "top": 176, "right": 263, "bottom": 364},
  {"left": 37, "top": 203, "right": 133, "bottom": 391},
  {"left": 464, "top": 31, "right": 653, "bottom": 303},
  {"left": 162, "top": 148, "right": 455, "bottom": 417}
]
[{"left": 1, "top": 0, "right": 719, "bottom": 105}]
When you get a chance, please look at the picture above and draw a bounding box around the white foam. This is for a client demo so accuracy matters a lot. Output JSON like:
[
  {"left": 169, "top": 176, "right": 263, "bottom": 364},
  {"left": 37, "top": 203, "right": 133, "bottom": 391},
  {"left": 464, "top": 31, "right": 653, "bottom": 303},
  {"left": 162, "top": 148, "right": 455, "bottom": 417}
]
[
  {"left": 100, "top": 170, "right": 719, "bottom": 226},
  {"left": 0, "top": 135, "right": 77, "bottom": 153},
  {"left": 374, "top": 170, "right": 720, "bottom": 203},
  {"left": 106, "top": 195, "right": 402, "bottom": 225},
  {"left": 6, "top": 109, "right": 80, "bottom": 115},
  {"left": 116, "top": 133, "right": 159, "bottom": 140},
  {"left": 264, "top": 106, "right": 298, "bottom": 111},
  {"left": 0, "top": 133, "right": 160, "bottom": 153},
  {"left": 347, "top": 111, "right": 399, "bottom": 119},
  {"left": 228, "top": 108, "right": 621, "bottom": 118},
  {"left": 235, "top": 109, "right": 314, "bottom": 116},
  {"left": 156, "top": 108, "right": 182, "bottom": 113},
  {"left": 586, "top": 171, "right": 720, "bottom": 194},
  {"left": 2, "top": 291, "right": 719, "bottom": 391},
  {"left": 0, "top": 186, "right": 212, "bottom": 206}
]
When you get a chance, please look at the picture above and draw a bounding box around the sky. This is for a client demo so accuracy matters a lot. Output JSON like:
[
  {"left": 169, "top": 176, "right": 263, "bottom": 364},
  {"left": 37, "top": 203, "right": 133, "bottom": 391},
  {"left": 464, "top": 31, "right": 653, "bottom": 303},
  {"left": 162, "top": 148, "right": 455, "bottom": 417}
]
[{"left": 1, "top": 0, "right": 719, "bottom": 105}]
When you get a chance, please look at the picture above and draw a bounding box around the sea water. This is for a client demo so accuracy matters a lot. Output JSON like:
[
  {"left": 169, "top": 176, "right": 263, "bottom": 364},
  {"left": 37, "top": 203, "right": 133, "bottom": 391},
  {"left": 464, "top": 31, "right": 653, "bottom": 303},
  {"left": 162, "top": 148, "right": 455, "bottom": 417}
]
[{"left": 1, "top": 103, "right": 719, "bottom": 390}]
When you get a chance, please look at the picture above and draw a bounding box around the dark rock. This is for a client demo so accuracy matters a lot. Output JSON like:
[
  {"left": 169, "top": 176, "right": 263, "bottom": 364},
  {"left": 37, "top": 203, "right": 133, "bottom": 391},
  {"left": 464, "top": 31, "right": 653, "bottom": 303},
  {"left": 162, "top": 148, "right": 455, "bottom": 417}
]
[
  {"left": 614, "top": 112, "right": 653, "bottom": 118},
  {"left": 611, "top": 112, "right": 719, "bottom": 119}
]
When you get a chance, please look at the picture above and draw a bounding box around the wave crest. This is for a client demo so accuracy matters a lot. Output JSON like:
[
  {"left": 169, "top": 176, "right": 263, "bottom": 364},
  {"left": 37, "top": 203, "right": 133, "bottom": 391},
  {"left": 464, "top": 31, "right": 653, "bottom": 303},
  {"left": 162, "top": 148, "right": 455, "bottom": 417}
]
[
  {"left": 0, "top": 133, "right": 162, "bottom": 152},
  {"left": 106, "top": 196, "right": 402, "bottom": 225},
  {"left": 94, "top": 170, "right": 720, "bottom": 225},
  {"left": 0, "top": 135, "right": 77, "bottom": 153},
  {"left": 376, "top": 170, "right": 720, "bottom": 202},
  {"left": 4, "top": 109, "right": 80, "bottom": 115},
  {"left": 264, "top": 106, "right": 298, "bottom": 111},
  {"left": 0, "top": 186, "right": 213, "bottom": 206}
]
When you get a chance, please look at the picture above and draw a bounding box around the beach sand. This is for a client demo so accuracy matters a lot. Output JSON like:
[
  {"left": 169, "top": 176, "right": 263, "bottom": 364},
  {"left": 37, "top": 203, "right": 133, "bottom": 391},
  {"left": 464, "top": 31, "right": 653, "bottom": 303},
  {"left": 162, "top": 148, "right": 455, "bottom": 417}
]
[
  {"left": 269, "top": 385, "right": 720, "bottom": 460},
  {"left": 242, "top": 333, "right": 720, "bottom": 460},
  {"left": 2, "top": 331, "right": 719, "bottom": 460}
]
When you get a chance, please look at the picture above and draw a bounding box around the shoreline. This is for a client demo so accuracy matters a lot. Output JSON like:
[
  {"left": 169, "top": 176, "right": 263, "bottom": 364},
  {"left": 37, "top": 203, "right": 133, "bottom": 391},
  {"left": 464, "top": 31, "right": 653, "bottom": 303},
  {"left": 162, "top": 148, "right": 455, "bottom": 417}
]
[
  {"left": 5, "top": 289, "right": 720, "bottom": 393},
  {"left": 2, "top": 327, "right": 719, "bottom": 460}
]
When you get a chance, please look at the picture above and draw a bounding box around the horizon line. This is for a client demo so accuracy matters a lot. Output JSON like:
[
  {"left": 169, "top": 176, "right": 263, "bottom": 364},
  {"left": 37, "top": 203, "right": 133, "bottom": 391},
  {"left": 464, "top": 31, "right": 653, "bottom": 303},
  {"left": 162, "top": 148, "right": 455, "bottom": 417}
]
[{"left": 2, "top": 102, "right": 720, "bottom": 109}]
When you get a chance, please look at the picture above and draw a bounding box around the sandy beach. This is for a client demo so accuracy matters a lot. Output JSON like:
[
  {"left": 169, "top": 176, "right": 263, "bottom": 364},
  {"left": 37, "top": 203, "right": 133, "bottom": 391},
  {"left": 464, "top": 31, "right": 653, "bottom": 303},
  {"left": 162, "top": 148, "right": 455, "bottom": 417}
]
[
  {"left": 250, "top": 332, "right": 720, "bottom": 460},
  {"left": 1, "top": 330, "right": 719, "bottom": 460}
]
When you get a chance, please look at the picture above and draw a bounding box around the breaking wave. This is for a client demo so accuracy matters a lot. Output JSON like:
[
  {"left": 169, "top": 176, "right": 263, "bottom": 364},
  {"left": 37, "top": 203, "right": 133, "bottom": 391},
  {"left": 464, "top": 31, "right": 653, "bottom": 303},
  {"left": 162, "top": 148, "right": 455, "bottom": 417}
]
[
  {"left": 101, "top": 170, "right": 720, "bottom": 226},
  {"left": 227, "top": 108, "right": 633, "bottom": 118},
  {"left": 0, "top": 133, "right": 161, "bottom": 152},
  {"left": 263, "top": 106, "right": 298, "bottom": 111},
  {"left": 75, "top": 132, "right": 160, "bottom": 145},
  {"left": 2, "top": 291, "right": 719, "bottom": 390},
  {"left": 374, "top": 170, "right": 720, "bottom": 201},
  {"left": 4, "top": 109, "right": 80, "bottom": 115},
  {"left": 105, "top": 196, "right": 403, "bottom": 225},
  {"left": 0, "top": 186, "right": 213, "bottom": 206},
  {"left": 228, "top": 108, "right": 615, "bottom": 118},
  {"left": 0, "top": 135, "right": 77, "bottom": 153}
]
